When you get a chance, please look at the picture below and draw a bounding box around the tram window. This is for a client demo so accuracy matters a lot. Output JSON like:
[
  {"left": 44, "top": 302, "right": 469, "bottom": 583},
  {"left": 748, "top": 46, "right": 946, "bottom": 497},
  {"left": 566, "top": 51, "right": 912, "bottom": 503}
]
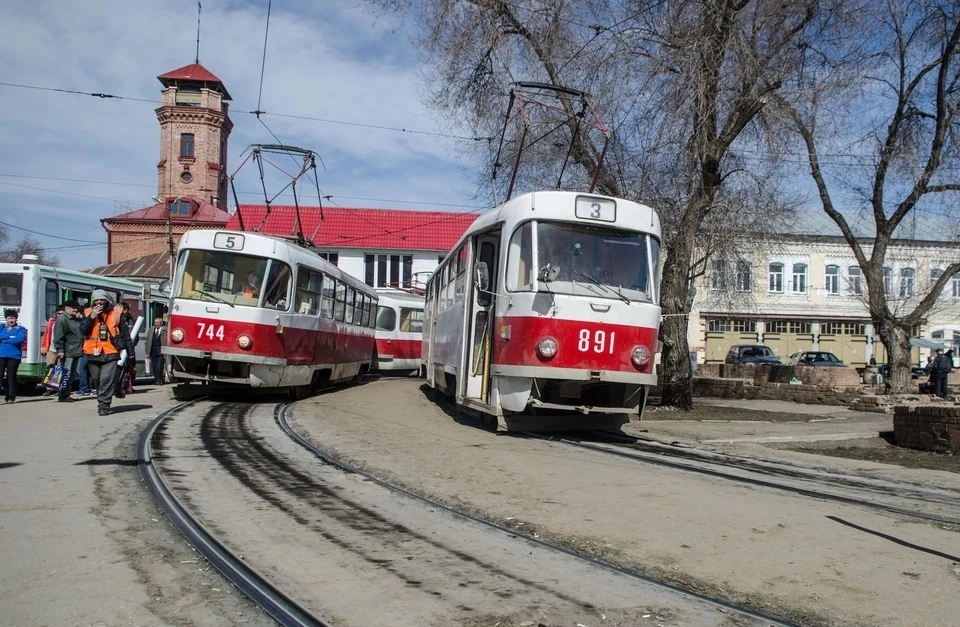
[
  {"left": 376, "top": 306, "right": 397, "bottom": 332},
  {"left": 262, "top": 262, "right": 291, "bottom": 311},
  {"left": 399, "top": 307, "right": 424, "bottom": 333},
  {"left": 0, "top": 273, "right": 23, "bottom": 307},
  {"left": 476, "top": 241, "right": 497, "bottom": 308},
  {"left": 177, "top": 249, "right": 272, "bottom": 307},
  {"left": 334, "top": 281, "right": 346, "bottom": 321},
  {"left": 506, "top": 222, "right": 534, "bottom": 291},
  {"left": 362, "top": 296, "right": 372, "bottom": 327},
  {"left": 320, "top": 275, "right": 335, "bottom": 319},
  {"left": 345, "top": 287, "right": 356, "bottom": 324},
  {"left": 296, "top": 267, "right": 323, "bottom": 316}
]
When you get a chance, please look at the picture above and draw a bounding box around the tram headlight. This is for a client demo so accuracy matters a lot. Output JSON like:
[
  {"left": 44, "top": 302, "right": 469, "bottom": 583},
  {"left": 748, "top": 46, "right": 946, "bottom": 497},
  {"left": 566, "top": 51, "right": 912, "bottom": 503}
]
[
  {"left": 536, "top": 337, "right": 558, "bottom": 360},
  {"left": 237, "top": 334, "right": 253, "bottom": 350},
  {"left": 171, "top": 328, "right": 185, "bottom": 344},
  {"left": 631, "top": 345, "right": 651, "bottom": 367}
]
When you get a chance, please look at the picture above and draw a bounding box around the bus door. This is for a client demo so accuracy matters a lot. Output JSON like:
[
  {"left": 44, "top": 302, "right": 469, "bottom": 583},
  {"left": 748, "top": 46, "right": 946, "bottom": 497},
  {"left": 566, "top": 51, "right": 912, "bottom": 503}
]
[{"left": 464, "top": 234, "right": 499, "bottom": 403}]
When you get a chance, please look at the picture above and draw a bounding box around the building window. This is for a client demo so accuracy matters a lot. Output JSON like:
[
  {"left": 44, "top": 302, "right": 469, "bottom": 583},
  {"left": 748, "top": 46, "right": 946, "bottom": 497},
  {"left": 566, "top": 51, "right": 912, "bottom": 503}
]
[
  {"left": 318, "top": 252, "right": 338, "bottom": 267},
  {"left": 180, "top": 133, "right": 195, "bottom": 158},
  {"left": 792, "top": 263, "right": 808, "bottom": 293},
  {"left": 843, "top": 322, "right": 866, "bottom": 335},
  {"left": 789, "top": 321, "right": 812, "bottom": 334},
  {"left": 822, "top": 321, "right": 843, "bottom": 335},
  {"left": 768, "top": 263, "right": 784, "bottom": 293},
  {"left": 848, "top": 266, "right": 863, "bottom": 295},
  {"left": 732, "top": 319, "right": 753, "bottom": 332},
  {"left": 710, "top": 259, "right": 728, "bottom": 291},
  {"left": 707, "top": 319, "right": 731, "bottom": 332},
  {"left": 824, "top": 265, "right": 839, "bottom": 294},
  {"left": 736, "top": 260, "right": 752, "bottom": 292},
  {"left": 883, "top": 266, "right": 892, "bottom": 294},
  {"left": 364, "top": 253, "right": 413, "bottom": 288},
  {"left": 170, "top": 199, "right": 190, "bottom": 216},
  {"left": 900, "top": 268, "right": 915, "bottom": 297},
  {"left": 767, "top": 320, "right": 788, "bottom": 333}
]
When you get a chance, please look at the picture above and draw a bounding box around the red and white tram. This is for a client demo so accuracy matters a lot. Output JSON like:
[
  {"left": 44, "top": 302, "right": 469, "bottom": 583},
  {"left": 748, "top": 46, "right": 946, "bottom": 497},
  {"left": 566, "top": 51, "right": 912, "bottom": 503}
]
[
  {"left": 165, "top": 230, "right": 377, "bottom": 397},
  {"left": 373, "top": 290, "right": 425, "bottom": 372},
  {"left": 422, "top": 190, "right": 661, "bottom": 430}
]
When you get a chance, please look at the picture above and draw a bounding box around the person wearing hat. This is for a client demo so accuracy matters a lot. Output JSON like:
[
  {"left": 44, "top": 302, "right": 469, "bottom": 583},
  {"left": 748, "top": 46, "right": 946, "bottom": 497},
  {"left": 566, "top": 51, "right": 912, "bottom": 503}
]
[
  {"left": 52, "top": 300, "right": 84, "bottom": 402},
  {"left": 931, "top": 347, "right": 953, "bottom": 399},
  {"left": 0, "top": 308, "right": 27, "bottom": 404},
  {"left": 78, "top": 290, "right": 130, "bottom": 415}
]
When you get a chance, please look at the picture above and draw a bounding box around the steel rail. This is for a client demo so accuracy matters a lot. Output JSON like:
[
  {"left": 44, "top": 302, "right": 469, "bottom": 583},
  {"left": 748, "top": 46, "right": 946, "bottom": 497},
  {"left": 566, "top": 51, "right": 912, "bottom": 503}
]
[
  {"left": 545, "top": 435, "right": 960, "bottom": 526},
  {"left": 138, "top": 400, "right": 327, "bottom": 627},
  {"left": 276, "top": 403, "right": 799, "bottom": 627}
]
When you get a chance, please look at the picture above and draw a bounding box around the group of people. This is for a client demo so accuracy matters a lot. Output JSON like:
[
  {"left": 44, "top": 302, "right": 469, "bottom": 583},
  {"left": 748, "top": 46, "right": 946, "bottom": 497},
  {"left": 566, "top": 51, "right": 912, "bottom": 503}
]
[
  {"left": 1, "top": 290, "right": 168, "bottom": 414},
  {"left": 922, "top": 348, "right": 955, "bottom": 399}
]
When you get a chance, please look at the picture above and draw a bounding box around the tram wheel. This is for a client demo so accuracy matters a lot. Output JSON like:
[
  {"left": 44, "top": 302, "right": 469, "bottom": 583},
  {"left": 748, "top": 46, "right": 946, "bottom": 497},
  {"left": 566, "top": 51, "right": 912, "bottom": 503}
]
[{"left": 289, "top": 384, "right": 311, "bottom": 401}]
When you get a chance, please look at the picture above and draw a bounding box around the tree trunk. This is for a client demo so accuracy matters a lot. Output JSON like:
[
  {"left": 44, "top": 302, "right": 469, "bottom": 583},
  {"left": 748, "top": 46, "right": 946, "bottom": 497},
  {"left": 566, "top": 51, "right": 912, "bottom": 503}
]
[
  {"left": 658, "top": 221, "right": 697, "bottom": 410},
  {"left": 876, "top": 322, "right": 913, "bottom": 394}
]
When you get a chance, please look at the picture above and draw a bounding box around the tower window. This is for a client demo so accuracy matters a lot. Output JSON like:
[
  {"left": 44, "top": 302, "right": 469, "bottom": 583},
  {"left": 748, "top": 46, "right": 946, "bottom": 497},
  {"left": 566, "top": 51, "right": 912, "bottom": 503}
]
[{"left": 180, "top": 133, "right": 195, "bottom": 158}]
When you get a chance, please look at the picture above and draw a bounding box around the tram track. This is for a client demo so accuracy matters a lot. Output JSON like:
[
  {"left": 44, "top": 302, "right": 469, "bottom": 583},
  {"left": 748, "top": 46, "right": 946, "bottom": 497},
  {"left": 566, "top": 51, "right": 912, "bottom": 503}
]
[
  {"left": 536, "top": 431, "right": 960, "bottom": 527},
  {"left": 141, "top": 397, "right": 802, "bottom": 626}
]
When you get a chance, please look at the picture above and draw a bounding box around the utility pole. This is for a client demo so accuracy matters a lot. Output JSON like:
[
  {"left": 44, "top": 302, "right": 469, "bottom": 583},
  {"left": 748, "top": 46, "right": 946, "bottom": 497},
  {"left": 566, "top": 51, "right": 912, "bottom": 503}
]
[{"left": 168, "top": 196, "right": 181, "bottom": 287}]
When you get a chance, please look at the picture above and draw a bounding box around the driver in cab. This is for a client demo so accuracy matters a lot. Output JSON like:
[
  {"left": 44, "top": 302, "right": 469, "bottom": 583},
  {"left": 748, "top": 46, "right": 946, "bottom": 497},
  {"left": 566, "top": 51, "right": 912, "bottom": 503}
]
[{"left": 240, "top": 271, "right": 260, "bottom": 298}]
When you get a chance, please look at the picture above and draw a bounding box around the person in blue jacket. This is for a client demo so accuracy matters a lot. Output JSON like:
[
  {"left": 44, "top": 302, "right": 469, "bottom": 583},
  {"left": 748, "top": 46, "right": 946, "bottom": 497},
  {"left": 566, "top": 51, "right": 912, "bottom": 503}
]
[{"left": 0, "top": 309, "right": 27, "bottom": 404}]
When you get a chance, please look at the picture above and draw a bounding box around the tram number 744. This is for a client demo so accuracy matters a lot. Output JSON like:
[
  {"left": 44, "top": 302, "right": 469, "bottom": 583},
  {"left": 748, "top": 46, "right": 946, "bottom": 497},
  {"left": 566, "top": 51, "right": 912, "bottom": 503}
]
[
  {"left": 578, "top": 329, "right": 615, "bottom": 354},
  {"left": 197, "top": 322, "right": 225, "bottom": 341}
]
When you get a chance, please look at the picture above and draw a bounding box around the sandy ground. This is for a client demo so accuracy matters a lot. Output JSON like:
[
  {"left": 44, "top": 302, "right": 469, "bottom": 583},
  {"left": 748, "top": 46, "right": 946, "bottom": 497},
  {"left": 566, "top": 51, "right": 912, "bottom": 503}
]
[{"left": 289, "top": 377, "right": 960, "bottom": 627}]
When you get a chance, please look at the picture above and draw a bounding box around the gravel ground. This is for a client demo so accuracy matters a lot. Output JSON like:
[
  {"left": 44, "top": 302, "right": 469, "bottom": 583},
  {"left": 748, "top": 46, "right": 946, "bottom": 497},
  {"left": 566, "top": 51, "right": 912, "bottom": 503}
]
[{"left": 289, "top": 377, "right": 960, "bottom": 627}]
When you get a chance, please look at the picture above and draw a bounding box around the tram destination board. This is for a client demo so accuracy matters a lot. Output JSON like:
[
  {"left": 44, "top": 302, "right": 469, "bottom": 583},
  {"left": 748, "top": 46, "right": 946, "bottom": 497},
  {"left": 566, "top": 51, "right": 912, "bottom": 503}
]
[
  {"left": 213, "top": 232, "right": 245, "bottom": 251},
  {"left": 575, "top": 196, "right": 616, "bottom": 222}
]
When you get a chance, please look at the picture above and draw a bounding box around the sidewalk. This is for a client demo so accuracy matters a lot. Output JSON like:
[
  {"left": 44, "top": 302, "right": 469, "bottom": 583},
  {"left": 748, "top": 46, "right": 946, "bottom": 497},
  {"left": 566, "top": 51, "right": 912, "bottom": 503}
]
[{"left": 0, "top": 384, "right": 263, "bottom": 625}]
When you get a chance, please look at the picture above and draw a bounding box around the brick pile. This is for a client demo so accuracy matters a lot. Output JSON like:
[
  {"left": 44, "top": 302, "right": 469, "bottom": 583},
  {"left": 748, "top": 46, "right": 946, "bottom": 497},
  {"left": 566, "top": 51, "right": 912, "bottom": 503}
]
[{"left": 893, "top": 404, "right": 960, "bottom": 453}]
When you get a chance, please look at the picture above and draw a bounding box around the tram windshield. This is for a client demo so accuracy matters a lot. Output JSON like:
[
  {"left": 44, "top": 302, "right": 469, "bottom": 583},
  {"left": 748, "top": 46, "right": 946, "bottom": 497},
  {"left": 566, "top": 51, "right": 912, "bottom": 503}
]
[
  {"left": 176, "top": 249, "right": 291, "bottom": 310},
  {"left": 506, "top": 221, "right": 659, "bottom": 304}
]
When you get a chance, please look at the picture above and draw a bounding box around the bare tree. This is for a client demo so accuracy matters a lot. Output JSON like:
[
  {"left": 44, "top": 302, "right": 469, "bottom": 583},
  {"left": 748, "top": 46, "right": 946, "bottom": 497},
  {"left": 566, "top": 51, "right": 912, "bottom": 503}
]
[
  {"left": 0, "top": 227, "right": 61, "bottom": 265},
  {"left": 777, "top": 0, "right": 960, "bottom": 392},
  {"left": 368, "top": 0, "right": 831, "bottom": 408}
]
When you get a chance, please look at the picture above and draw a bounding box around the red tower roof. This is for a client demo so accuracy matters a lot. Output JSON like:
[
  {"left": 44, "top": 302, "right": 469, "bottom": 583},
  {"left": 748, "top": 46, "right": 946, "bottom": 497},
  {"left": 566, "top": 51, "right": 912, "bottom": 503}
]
[{"left": 157, "top": 63, "right": 231, "bottom": 100}]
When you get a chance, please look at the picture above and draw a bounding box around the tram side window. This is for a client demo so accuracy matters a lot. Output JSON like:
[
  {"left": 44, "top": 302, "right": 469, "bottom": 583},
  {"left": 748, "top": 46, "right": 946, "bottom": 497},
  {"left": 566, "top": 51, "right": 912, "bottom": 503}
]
[
  {"left": 506, "top": 222, "right": 534, "bottom": 291},
  {"left": 362, "top": 296, "right": 372, "bottom": 327},
  {"left": 369, "top": 301, "right": 377, "bottom": 328},
  {"left": 376, "top": 306, "right": 397, "bottom": 332},
  {"left": 0, "top": 273, "right": 23, "bottom": 307},
  {"left": 454, "top": 245, "right": 467, "bottom": 298},
  {"left": 334, "top": 281, "right": 346, "bottom": 321},
  {"left": 320, "top": 275, "right": 335, "bottom": 319},
  {"left": 296, "top": 267, "right": 323, "bottom": 316},
  {"left": 345, "top": 287, "right": 356, "bottom": 324},
  {"left": 399, "top": 307, "right": 424, "bottom": 333},
  {"left": 262, "top": 262, "right": 291, "bottom": 311}
]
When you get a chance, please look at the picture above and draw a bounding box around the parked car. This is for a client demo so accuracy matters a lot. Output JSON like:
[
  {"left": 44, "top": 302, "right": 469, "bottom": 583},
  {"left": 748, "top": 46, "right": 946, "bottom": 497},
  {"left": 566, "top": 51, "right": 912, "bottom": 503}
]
[
  {"left": 725, "top": 344, "right": 782, "bottom": 365},
  {"left": 788, "top": 351, "right": 845, "bottom": 367}
]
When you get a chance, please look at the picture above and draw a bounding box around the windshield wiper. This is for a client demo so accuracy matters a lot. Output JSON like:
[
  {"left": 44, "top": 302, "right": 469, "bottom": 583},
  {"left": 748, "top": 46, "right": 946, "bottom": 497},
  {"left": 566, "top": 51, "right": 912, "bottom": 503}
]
[
  {"left": 568, "top": 268, "right": 630, "bottom": 304},
  {"left": 195, "top": 290, "right": 235, "bottom": 308}
]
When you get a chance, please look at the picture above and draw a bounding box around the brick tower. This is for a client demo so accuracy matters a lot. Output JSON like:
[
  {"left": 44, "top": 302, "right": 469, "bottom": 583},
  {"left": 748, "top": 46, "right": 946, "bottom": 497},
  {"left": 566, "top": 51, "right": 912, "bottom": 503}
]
[{"left": 155, "top": 63, "right": 233, "bottom": 206}]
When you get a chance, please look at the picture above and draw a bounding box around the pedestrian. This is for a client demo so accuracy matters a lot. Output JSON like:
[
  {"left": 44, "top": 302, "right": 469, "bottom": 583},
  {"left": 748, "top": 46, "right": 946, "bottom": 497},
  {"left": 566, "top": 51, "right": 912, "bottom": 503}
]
[
  {"left": 79, "top": 290, "right": 130, "bottom": 416},
  {"left": 119, "top": 302, "right": 138, "bottom": 394},
  {"left": 0, "top": 309, "right": 27, "bottom": 404},
  {"left": 148, "top": 316, "right": 166, "bottom": 385},
  {"left": 52, "top": 300, "right": 84, "bottom": 402},
  {"left": 923, "top": 355, "right": 934, "bottom": 373},
  {"left": 40, "top": 304, "right": 64, "bottom": 395},
  {"left": 76, "top": 352, "right": 92, "bottom": 397},
  {"left": 930, "top": 347, "right": 953, "bottom": 399}
]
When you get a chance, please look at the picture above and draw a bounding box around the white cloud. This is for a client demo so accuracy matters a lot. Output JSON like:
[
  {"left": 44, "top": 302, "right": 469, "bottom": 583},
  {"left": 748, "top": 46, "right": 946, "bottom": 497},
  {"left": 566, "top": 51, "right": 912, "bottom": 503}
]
[{"left": 0, "top": 0, "right": 484, "bottom": 269}]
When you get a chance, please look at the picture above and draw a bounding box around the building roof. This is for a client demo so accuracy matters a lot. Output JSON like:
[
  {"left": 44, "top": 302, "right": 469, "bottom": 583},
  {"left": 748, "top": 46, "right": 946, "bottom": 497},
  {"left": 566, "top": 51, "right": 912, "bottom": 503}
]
[
  {"left": 102, "top": 197, "right": 230, "bottom": 226},
  {"left": 157, "top": 63, "right": 231, "bottom": 100},
  {"left": 226, "top": 205, "right": 481, "bottom": 252},
  {"left": 85, "top": 252, "right": 171, "bottom": 280}
]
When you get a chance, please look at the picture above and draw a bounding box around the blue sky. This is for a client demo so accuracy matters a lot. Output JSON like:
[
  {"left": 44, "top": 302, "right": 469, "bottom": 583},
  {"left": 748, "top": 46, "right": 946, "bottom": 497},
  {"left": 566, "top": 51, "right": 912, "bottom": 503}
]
[{"left": 0, "top": 0, "right": 486, "bottom": 270}]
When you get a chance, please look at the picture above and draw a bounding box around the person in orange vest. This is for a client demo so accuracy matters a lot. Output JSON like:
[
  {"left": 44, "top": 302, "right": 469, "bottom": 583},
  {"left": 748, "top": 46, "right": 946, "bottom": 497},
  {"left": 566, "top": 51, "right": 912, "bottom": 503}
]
[{"left": 78, "top": 290, "right": 130, "bottom": 416}]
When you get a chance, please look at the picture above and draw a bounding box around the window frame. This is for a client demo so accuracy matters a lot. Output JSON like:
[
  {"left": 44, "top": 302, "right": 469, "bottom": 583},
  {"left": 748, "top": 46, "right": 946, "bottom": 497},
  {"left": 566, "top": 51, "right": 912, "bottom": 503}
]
[
  {"left": 824, "top": 264, "right": 839, "bottom": 294},
  {"left": 179, "top": 133, "right": 195, "bottom": 158},
  {"left": 768, "top": 262, "right": 784, "bottom": 293},
  {"left": 791, "top": 263, "right": 808, "bottom": 294}
]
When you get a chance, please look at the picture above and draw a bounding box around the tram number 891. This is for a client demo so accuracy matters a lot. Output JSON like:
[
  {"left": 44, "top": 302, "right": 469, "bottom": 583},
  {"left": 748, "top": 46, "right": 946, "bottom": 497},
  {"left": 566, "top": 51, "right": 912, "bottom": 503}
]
[
  {"left": 578, "top": 329, "right": 615, "bottom": 354},
  {"left": 197, "top": 322, "right": 225, "bottom": 341}
]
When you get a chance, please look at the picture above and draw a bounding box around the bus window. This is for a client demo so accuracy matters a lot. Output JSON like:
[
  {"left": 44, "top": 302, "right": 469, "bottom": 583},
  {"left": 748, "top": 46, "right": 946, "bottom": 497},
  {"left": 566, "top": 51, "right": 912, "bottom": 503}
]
[
  {"left": 399, "top": 307, "right": 424, "bottom": 333},
  {"left": 0, "top": 273, "right": 23, "bottom": 307},
  {"left": 44, "top": 280, "right": 60, "bottom": 319},
  {"left": 376, "top": 306, "right": 397, "bottom": 332}
]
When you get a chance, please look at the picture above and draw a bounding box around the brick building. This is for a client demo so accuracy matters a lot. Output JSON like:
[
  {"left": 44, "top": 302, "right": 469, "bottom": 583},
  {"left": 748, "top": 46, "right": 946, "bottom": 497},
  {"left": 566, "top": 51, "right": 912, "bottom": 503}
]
[{"left": 99, "top": 62, "right": 232, "bottom": 270}]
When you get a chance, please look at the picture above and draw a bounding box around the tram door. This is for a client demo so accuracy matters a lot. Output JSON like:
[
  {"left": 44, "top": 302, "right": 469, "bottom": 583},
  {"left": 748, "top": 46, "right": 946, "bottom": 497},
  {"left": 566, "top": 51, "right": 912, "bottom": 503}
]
[{"left": 464, "top": 234, "right": 499, "bottom": 403}]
